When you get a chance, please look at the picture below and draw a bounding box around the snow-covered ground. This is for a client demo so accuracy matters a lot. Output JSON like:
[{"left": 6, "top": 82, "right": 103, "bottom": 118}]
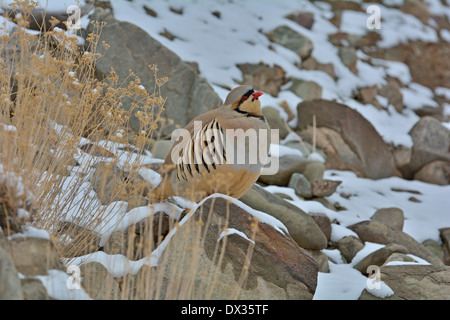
[
  {"left": 108, "top": 0, "right": 448, "bottom": 148},
  {"left": 106, "top": 0, "right": 450, "bottom": 299},
  {"left": 2, "top": 0, "right": 450, "bottom": 299}
]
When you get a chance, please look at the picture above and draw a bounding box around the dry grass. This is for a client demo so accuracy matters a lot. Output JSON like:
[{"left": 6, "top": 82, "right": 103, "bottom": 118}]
[{"left": 0, "top": 0, "right": 256, "bottom": 300}]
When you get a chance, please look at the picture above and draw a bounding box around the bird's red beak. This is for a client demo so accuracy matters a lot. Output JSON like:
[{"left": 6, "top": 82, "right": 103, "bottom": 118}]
[{"left": 252, "top": 91, "right": 263, "bottom": 100}]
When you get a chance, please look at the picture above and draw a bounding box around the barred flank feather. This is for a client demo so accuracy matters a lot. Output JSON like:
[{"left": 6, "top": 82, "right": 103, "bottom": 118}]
[{"left": 176, "top": 119, "right": 226, "bottom": 181}]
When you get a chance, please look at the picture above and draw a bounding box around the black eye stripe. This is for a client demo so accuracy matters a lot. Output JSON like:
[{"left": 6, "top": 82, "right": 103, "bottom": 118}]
[
  {"left": 239, "top": 89, "right": 254, "bottom": 104},
  {"left": 243, "top": 89, "right": 254, "bottom": 98}
]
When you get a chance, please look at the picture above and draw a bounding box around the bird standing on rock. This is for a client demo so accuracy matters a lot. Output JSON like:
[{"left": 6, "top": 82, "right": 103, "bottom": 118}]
[{"left": 148, "top": 85, "right": 271, "bottom": 202}]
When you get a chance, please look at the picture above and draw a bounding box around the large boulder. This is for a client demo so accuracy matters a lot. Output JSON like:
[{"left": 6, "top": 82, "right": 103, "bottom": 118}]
[
  {"left": 9, "top": 237, "right": 65, "bottom": 276},
  {"left": 240, "top": 184, "right": 328, "bottom": 250},
  {"left": 155, "top": 196, "right": 319, "bottom": 299},
  {"left": 80, "top": 262, "right": 122, "bottom": 300},
  {"left": 360, "top": 265, "right": 450, "bottom": 300},
  {"left": 404, "top": 117, "right": 450, "bottom": 178},
  {"left": 348, "top": 220, "right": 444, "bottom": 266},
  {"left": 87, "top": 9, "right": 222, "bottom": 137},
  {"left": 0, "top": 246, "right": 23, "bottom": 299},
  {"left": 414, "top": 160, "right": 450, "bottom": 185},
  {"left": 297, "top": 99, "right": 399, "bottom": 179},
  {"left": 371, "top": 207, "right": 404, "bottom": 231}
]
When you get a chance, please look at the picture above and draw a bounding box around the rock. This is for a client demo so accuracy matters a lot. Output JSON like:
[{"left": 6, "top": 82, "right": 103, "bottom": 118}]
[
  {"left": 0, "top": 246, "right": 23, "bottom": 299},
  {"left": 336, "top": 236, "right": 364, "bottom": 263},
  {"left": 379, "top": 83, "right": 403, "bottom": 113},
  {"left": 282, "top": 140, "right": 316, "bottom": 158},
  {"left": 211, "top": 10, "right": 221, "bottom": 19},
  {"left": 310, "top": 179, "right": 342, "bottom": 197},
  {"left": 150, "top": 139, "right": 173, "bottom": 160},
  {"left": 348, "top": 220, "right": 444, "bottom": 266},
  {"left": 306, "top": 250, "right": 329, "bottom": 273},
  {"left": 0, "top": 229, "right": 5, "bottom": 248},
  {"left": 266, "top": 25, "right": 313, "bottom": 60},
  {"left": 157, "top": 196, "right": 319, "bottom": 299},
  {"left": 9, "top": 237, "right": 65, "bottom": 276},
  {"left": 326, "top": 1, "right": 364, "bottom": 28},
  {"left": 309, "top": 213, "right": 332, "bottom": 242},
  {"left": 56, "top": 221, "right": 102, "bottom": 257},
  {"left": 367, "top": 41, "right": 450, "bottom": 92},
  {"left": 338, "top": 47, "right": 357, "bottom": 74},
  {"left": 302, "top": 161, "right": 325, "bottom": 182},
  {"left": 354, "top": 243, "right": 410, "bottom": 274},
  {"left": 278, "top": 100, "right": 296, "bottom": 122},
  {"left": 441, "top": 228, "right": 450, "bottom": 265},
  {"left": 300, "top": 126, "right": 362, "bottom": 175},
  {"left": 358, "top": 86, "right": 378, "bottom": 104},
  {"left": 237, "top": 63, "right": 287, "bottom": 97},
  {"left": 383, "top": 253, "right": 418, "bottom": 266},
  {"left": 401, "top": 1, "right": 431, "bottom": 25},
  {"left": 124, "top": 264, "right": 154, "bottom": 299},
  {"left": 367, "top": 265, "right": 450, "bottom": 300},
  {"left": 414, "top": 160, "right": 450, "bottom": 185},
  {"left": 240, "top": 184, "right": 328, "bottom": 250},
  {"left": 122, "top": 263, "right": 165, "bottom": 299},
  {"left": 104, "top": 230, "right": 129, "bottom": 256},
  {"left": 185, "top": 61, "right": 200, "bottom": 74},
  {"left": 445, "top": 247, "right": 450, "bottom": 266},
  {"left": 371, "top": 207, "right": 404, "bottom": 231},
  {"left": 286, "top": 11, "right": 315, "bottom": 30},
  {"left": 159, "top": 28, "right": 177, "bottom": 41},
  {"left": 393, "top": 145, "right": 411, "bottom": 171},
  {"left": 262, "top": 106, "right": 291, "bottom": 140},
  {"left": 406, "top": 117, "right": 450, "bottom": 178},
  {"left": 104, "top": 212, "right": 175, "bottom": 261},
  {"left": 20, "top": 279, "right": 50, "bottom": 300},
  {"left": 91, "top": 162, "right": 148, "bottom": 206},
  {"left": 297, "top": 100, "right": 399, "bottom": 179},
  {"left": 91, "top": 163, "right": 126, "bottom": 205},
  {"left": 313, "top": 198, "right": 336, "bottom": 211},
  {"left": 87, "top": 9, "right": 222, "bottom": 137},
  {"left": 258, "top": 154, "right": 311, "bottom": 186},
  {"left": 143, "top": 5, "right": 157, "bottom": 17},
  {"left": 288, "top": 173, "right": 312, "bottom": 198},
  {"left": 80, "top": 262, "right": 121, "bottom": 300},
  {"left": 422, "top": 239, "right": 444, "bottom": 262},
  {"left": 288, "top": 79, "right": 322, "bottom": 100},
  {"left": 131, "top": 212, "right": 175, "bottom": 259},
  {"left": 79, "top": 143, "right": 116, "bottom": 158},
  {"left": 300, "top": 57, "right": 336, "bottom": 79},
  {"left": 125, "top": 194, "right": 149, "bottom": 212},
  {"left": 328, "top": 31, "right": 380, "bottom": 49}
]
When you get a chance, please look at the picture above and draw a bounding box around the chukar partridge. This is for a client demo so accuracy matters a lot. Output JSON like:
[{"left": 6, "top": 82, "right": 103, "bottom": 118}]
[{"left": 148, "top": 85, "right": 271, "bottom": 202}]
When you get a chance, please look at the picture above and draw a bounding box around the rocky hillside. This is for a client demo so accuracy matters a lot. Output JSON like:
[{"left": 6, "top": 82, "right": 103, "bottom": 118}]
[{"left": 0, "top": 0, "right": 449, "bottom": 300}]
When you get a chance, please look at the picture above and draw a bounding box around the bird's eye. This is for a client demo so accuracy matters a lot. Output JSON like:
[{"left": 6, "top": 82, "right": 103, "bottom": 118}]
[{"left": 241, "top": 96, "right": 249, "bottom": 101}]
